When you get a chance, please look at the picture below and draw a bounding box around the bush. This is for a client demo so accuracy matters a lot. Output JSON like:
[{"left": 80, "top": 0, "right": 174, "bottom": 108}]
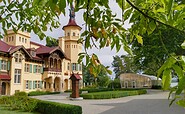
[
  {"left": 151, "top": 85, "right": 162, "bottom": 89},
  {"left": 14, "top": 91, "right": 28, "bottom": 97},
  {"left": 36, "top": 100, "right": 82, "bottom": 114},
  {"left": 80, "top": 89, "right": 147, "bottom": 99},
  {"left": 108, "top": 78, "right": 121, "bottom": 89},
  {"left": 28, "top": 90, "right": 60, "bottom": 96},
  {"left": 0, "top": 95, "right": 82, "bottom": 114}
]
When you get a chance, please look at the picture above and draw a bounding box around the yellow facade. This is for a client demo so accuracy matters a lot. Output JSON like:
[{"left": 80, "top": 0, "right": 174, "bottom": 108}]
[{"left": 0, "top": 23, "right": 83, "bottom": 95}]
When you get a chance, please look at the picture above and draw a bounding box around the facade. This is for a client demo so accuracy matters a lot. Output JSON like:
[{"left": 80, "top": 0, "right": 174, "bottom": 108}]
[
  {"left": 0, "top": 7, "right": 83, "bottom": 95},
  {"left": 120, "top": 73, "right": 161, "bottom": 88}
]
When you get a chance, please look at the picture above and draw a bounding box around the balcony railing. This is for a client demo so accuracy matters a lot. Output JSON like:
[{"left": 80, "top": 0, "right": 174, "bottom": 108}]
[{"left": 43, "top": 68, "right": 62, "bottom": 72}]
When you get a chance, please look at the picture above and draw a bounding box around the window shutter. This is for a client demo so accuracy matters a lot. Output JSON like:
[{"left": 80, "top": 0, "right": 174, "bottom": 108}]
[
  {"left": 33, "top": 81, "right": 35, "bottom": 89},
  {"left": 29, "top": 81, "right": 32, "bottom": 89},
  {"left": 41, "top": 67, "right": 43, "bottom": 73},
  {"left": 7, "top": 61, "right": 10, "bottom": 71},
  {"left": 29, "top": 64, "right": 32, "bottom": 73},
  {"left": 0, "top": 60, "right": 1, "bottom": 70},
  {"left": 76, "top": 64, "right": 78, "bottom": 71},
  {"left": 33, "top": 65, "right": 36, "bottom": 73},
  {"left": 40, "top": 81, "right": 43, "bottom": 89}
]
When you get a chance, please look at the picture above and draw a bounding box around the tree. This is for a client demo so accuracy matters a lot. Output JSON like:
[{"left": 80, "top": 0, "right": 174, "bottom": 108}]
[
  {"left": 1, "top": 0, "right": 185, "bottom": 107},
  {"left": 112, "top": 55, "right": 136, "bottom": 78},
  {"left": 131, "top": 26, "right": 185, "bottom": 76},
  {"left": 46, "top": 37, "right": 58, "bottom": 47}
]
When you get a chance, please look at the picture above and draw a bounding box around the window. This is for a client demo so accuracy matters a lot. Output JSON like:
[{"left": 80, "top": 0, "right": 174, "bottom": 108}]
[
  {"left": 24, "top": 64, "right": 30, "bottom": 72},
  {"left": 19, "top": 37, "right": 21, "bottom": 42},
  {"left": 22, "top": 38, "right": 24, "bottom": 43},
  {"left": 73, "top": 32, "right": 75, "bottom": 36},
  {"left": 12, "top": 36, "right": 14, "bottom": 41},
  {"left": 14, "top": 69, "right": 21, "bottom": 83},
  {"left": 67, "top": 32, "right": 70, "bottom": 36},
  {"left": 6, "top": 37, "right": 8, "bottom": 42},
  {"left": 67, "top": 63, "right": 70, "bottom": 70},
  {"left": 79, "top": 64, "right": 82, "bottom": 71},
  {"left": 34, "top": 65, "right": 42, "bottom": 73},
  {"left": 25, "top": 80, "right": 29, "bottom": 89},
  {"left": 72, "top": 63, "right": 77, "bottom": 71},
  {"left": 25, "top": 39, "right": 27, "bottom": 43},
  {"left": 15, "top": 54, "right": 18, "bottom": 62},
  {"left": 1, "top": 60, "right": 7, "bottom": 70},
  {"left": 19, "top": 54, "right": 22, "bottom": 62},
  {"left": 35, "top": 81, "right": 37, "bottom": 88},
  {"left": 38, "top": 81, "right": 40, "bottom": 88},
  {"left": 9, "top": 37, "right": 11, "bottom": 42},
  {"left": 15, "top": 54, "right": 22, "bottom": 63}
]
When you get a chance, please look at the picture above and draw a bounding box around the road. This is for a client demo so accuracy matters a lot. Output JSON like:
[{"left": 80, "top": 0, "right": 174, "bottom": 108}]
[{"left": 32, "top": 90, "right": 185, "bottom": 114}]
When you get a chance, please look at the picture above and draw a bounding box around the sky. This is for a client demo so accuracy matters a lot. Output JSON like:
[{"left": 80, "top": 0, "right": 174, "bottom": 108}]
[{"left": 29, "top": 0, "right": 131, "bottom": 78}]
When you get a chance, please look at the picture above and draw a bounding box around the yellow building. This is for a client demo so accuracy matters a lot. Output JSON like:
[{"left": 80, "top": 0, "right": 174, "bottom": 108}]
[
  {"left": 0, "top": 7, "right": 82, "bottom": 95},
  {"left": 120, "top": 73, "right": 161, "bottom": 88}
]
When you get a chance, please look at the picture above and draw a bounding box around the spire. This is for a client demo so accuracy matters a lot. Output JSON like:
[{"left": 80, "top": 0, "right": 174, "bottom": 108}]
[
  {"left": 69, "top": 5, "right": 75, "bottom": 19},
  {"left": 62, "top": 4, "right": 81, "bottom": 30}
]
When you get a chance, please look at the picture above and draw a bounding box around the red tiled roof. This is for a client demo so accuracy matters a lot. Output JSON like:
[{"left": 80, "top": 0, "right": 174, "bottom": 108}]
[
  {"left": 0, "top": 75, "right": 11, "bottom": 80},
  {"left": 30, "top": 41, "right": 45, "bottom": 47},
  {"left": 70, "top": 74, "right": 81, "bottom": 80},
  {"left": 36, "top": 46, "right": 57, "bottom": 54},
  {"left": 63, "top": 19, "right": 82, "bottom": 30},
  {"left": 0, "top": 40, "right": 16, "bottom": 53}
]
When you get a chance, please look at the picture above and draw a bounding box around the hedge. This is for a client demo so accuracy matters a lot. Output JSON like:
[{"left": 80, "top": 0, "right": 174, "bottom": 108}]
[
  {"left": 80, "top": 89, "right": 147, "bottom": 99},
  {"left": 28, "top": 90, "right": 60, "bottom": 96},
  {"left": 0, "top": 94, "right": 82, "bottom": 114},
  {"left": 36, "top": 100, "right": 82, "bottom": 114}
]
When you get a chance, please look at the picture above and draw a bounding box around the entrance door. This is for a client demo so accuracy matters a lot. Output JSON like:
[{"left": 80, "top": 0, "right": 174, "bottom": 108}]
[{"left": 1, "top": 82, "right": 6, "bottom": 95}]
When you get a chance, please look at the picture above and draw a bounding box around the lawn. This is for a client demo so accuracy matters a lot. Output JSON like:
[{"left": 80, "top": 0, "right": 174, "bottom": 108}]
[{"left": 0, "top": 105, "right": 39, "bottom": 114}]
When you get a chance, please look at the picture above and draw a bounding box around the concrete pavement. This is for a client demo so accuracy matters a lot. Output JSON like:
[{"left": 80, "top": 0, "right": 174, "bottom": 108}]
[{"left": 31, "top": 90, "right": 185, "bottom": 114}]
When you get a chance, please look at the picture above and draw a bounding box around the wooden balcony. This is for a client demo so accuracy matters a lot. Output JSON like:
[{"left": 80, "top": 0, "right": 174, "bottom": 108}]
[{"left": 43, "top": 68, "right": 62, "bottom": 72}]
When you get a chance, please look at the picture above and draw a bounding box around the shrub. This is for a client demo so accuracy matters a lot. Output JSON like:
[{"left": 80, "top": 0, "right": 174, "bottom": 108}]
[
  {"left": 0, "top": 95, "right": 82, "bottom": 114},
  {"left": 151, "top": 85, "right": 162, "bottom": 89},
  {"left": 80, "top": 89, "right": 147, "bottom": 99},
  {"left": 36, "top": 100, "right": 82, "bottom": 114},
  {"left": 28, "top": 90, "right": 60, "bottom": 96},
  {"left": 14, "top": 91, "right": 28, "bottom": 97}
]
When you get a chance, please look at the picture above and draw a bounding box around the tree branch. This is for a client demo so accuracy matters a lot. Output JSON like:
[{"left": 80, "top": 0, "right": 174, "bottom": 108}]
[{"left": 126, "top": 0, "right": 185, "bottom": 34}]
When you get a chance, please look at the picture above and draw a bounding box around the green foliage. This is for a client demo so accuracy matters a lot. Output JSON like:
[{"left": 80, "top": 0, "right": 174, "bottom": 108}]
[
  {"left": 14, "top": 91, "right": 28, "bottom": 97},
  {"left": 28, "top": 90, "right": 60, "bottom": 96},
  {"left": 0, "top": 95, "right": 82, "bottom": 114},
  {"left": 112, "top": 55, "right": 136, "bottom": 78},
  {"left": 46, "top": 37, "right": 58, "bottom": 47},
  {"left": 108, "top": 78, "right": 121, "bottom": 89},
  {"left": 36, "top": 100, "right": 82, "bottom": 114},
  {"left": 80, "top": 89, "right": 147, "bottom": 99}
]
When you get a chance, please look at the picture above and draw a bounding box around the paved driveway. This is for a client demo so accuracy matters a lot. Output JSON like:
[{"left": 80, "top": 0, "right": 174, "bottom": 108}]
[{"left": 31, "top": 90, "right": 185, "bottom": 114}]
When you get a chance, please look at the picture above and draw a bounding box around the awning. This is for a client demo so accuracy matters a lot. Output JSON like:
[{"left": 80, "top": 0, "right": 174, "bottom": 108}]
[{"left": 0, "top": 75, "right": 11, "bottom": 80}]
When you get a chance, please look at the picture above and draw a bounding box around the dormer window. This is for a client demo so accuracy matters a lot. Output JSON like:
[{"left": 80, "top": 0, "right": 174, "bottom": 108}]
[{"left": 31, "top": 51, "right": 36, "bottom": 57}]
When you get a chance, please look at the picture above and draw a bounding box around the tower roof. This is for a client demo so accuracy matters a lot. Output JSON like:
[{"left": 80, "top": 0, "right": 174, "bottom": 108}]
[{"left": 62, "top": 5, "right": 81, "bottom": 30}]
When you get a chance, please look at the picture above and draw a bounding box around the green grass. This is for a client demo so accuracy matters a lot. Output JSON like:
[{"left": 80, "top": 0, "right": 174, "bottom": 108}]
[{"left": 0, "top": 105, "right": 39, "bottom": 114}]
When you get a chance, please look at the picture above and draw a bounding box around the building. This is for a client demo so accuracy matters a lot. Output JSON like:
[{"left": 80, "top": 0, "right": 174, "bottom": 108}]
[
  {"left": 120, "top": 73, "right": 161, "bottom": 88},
  {"left": 0, "top": 6, "right": 83, "bottom": 95}
]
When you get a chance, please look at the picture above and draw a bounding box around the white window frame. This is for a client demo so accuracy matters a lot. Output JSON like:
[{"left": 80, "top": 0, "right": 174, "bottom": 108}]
[
  {"left": 14, "top": 69, "right": 21, "bottom": 84},
  {"left": 1, "top": 60, "right": 7, "bottom": 70}
]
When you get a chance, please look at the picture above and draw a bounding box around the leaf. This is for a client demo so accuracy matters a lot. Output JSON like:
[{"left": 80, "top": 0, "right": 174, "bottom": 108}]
[
  {"left": 157, "top": 57, "right": 176, "bottom": 77},
  {"left": 167, "top": 0, "right": 174, "bottom": 16},
  {"left": 59, "top": 0, "right": 66, "bottom": 14},
  {"left": 135, "top": 34, "right": 143, "bottom": 45},
  {"left": 162, "top": 69, "right": 172, "bottom": 90},
  {"left": 149, "top": 20, "right": 156, "bottom": 33},
  {"left": 181, "top": 40, "right": 185, "bottom": 49},
  {"left": 176, "top": 100, "right": 185, "bottom": 108},
  {"left": 172, "top": 64, "right": 183, "bottom": 80}
]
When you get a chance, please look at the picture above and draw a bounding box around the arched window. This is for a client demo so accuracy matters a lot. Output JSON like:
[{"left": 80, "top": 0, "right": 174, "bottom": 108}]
[
  {"left": 73, "top": 32, "right": 75, "bottom": 36},
  {"left": 67, "top": 32, "right": 70, "bottom": 36}
]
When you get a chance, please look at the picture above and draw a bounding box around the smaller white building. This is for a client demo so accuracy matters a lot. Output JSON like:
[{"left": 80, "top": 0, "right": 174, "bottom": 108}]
[{"left": 120, "top": 73, "right": 161, "bottom": 88}]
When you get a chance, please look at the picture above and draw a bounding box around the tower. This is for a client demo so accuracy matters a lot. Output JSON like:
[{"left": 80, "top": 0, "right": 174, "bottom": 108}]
[
  {"left": 3, "top": 30, "right": 30, "bottom": 48},
  {"left": 60, "top": 5, "right": 82, "bottom": 75}
]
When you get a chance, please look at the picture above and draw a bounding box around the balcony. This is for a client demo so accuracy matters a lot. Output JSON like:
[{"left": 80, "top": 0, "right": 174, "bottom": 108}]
[{"left": 43, "top": 68, "right": 62, "bottom": 72}]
